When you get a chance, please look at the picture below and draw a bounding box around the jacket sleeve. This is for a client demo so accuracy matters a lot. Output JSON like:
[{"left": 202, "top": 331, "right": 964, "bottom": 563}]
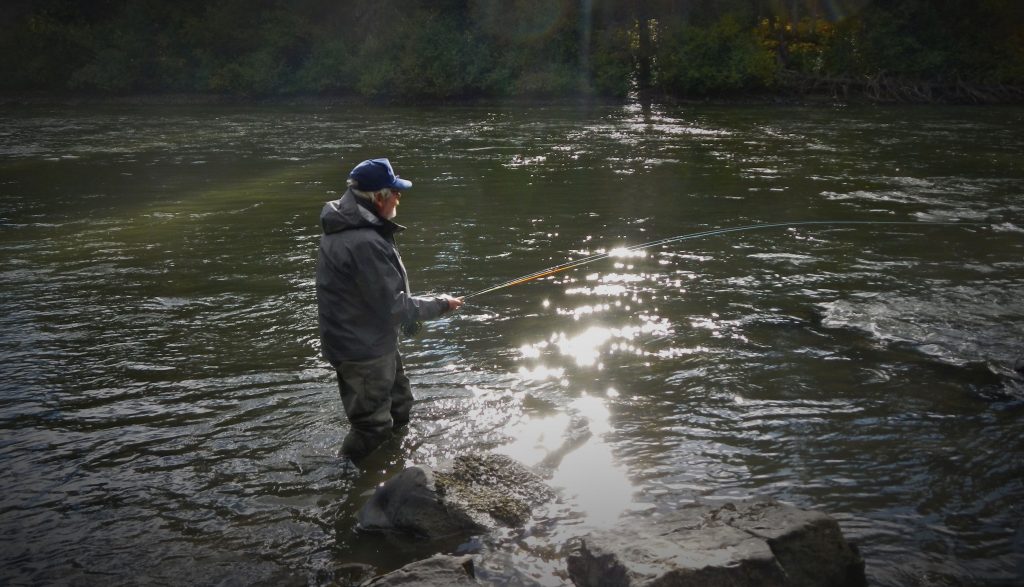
[{"left": 351, "top": 239, "right": 449, "bottom": 328}]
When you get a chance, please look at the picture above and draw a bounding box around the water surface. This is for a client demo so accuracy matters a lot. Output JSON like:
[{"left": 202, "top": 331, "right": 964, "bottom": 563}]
[{"left": 1, "top": 102, "right": 1022, "bottom": 586}]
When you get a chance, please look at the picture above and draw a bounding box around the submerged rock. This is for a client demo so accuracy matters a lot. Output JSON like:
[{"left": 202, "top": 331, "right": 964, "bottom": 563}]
[
  {"left": 362, "top": 554, "right": 478, "bottom": 586},
  {"left": 356, "top": 454, "right": 554, "bottom": 539},
  {"left": 566, "top": 497, "right": 866, "bottom": 587}
]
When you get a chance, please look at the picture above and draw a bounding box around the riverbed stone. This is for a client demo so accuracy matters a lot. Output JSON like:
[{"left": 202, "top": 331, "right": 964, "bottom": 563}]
[
  {"left": 356, "top": 453, "right": 555, "bottom": 539},
  {"left": 435, "top": 453, "right": 556, "bottom": 527},
  {"left": 362, "top": 554, "right": 478, "bottom": 586},
  {"left": 356, "top": 465, "right": 485, "bottom": 539},
  {"left": 566, "top": 497, "right": 866, "bottom": 587}
]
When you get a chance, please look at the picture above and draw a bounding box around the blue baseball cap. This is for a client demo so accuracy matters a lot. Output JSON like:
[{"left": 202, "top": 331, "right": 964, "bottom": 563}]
[{"left": 348, "top": 158, "right": 413, "bottom": 192}]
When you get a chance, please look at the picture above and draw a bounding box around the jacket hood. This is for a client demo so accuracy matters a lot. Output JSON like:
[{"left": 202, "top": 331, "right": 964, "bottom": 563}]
[{"left": 320, "top": 189, "right": 405, "bottom": 235}]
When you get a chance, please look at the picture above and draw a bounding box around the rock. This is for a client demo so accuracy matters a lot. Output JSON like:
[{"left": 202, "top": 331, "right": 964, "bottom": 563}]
[
  {"left": 356, "top": 454, "right": 554, "bottom": 539},
  {"left": 566, "top": 497, "right": 866, "bottom": 587},
  {"left": 709, "top": 499, "right": 866, "bottom": 587},
  {"left": 357, "top": 465, "right": 485, "bottom": 539},
  {"left": 435, "top": 453, "right": 556, "bottom": 527},
  {"left": 363, "top": 554, "right": 478, "bottom": 586}
]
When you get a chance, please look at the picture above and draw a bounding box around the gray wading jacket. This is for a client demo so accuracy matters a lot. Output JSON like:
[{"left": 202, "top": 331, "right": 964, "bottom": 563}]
[{"left": 316, "top": 189, "right": 449, "bottom": 365}]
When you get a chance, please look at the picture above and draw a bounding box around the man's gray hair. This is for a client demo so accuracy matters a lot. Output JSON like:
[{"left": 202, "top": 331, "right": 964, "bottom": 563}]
[{"left": 347, "top": 178, "right": 392, "bottom": 200}]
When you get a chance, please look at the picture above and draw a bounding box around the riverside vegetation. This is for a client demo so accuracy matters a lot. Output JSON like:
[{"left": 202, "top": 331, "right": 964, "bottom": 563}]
[{"left": 3, "top": 0, "right": 1023, "bottom": 103}]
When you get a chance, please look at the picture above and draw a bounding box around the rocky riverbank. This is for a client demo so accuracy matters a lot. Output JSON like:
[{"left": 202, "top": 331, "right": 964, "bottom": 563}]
[{"left": 355, "top": 453, "right": 865, "bottom": 586}]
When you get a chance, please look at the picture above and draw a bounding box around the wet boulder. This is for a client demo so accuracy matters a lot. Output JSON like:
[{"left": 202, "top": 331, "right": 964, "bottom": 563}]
[
  {"left": 566, "top": 497, "right": 866, "bottom": 587},
  {"left": 356, "top": 465, "right": 484, "bottom": 539},
  {"left": 435, "top": 453, "right": 556, "bottom": 527},
  {"left": 363, "top": 554, "right": 478, "bottom": 586},
  {"left": 357, "top": 453, "right": 555, "bottom": 539}
]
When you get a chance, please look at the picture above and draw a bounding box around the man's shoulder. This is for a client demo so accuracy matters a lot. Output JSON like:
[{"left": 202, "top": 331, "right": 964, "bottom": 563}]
[{"left": 323, "top": 225, "right": 390, "bottom": 253}]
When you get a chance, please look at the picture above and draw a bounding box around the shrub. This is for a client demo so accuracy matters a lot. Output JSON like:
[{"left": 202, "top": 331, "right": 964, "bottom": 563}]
[
  {"left": 655, "top": 14, "right": 777, "bottom": 96},
  {"left": 590, "top": 26, "right": 633, "bottom": 98}
]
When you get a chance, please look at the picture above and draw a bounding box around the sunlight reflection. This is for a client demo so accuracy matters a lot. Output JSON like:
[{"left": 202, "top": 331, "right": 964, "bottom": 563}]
[
  {"left": 517, "top": 365, "right": 566, "bottom": 381},
  {"left": 654, "top": 345, "right": 713, "bottom": 359},
  {"left": 608, "top": 247, "right": 648, "bottom": 259},
  {"left": 564, "top": 284, "right": 628, "bottom": 296},
  {"left": 517, "top": 319, "right": 674, "bottom": 368},
  {"left": 690, "top": 315, "right": 750, "bottom": 342},
  {"left": 586, "top": 272, "right": 647, "bottom": 284},
  {"left": 555, "top": 326, "right": 612, "bottom": 366},
  {"left": 550, "top": 394, "right": 635, "bottom": 527},
  {"left": 496, "top": 393, "right": 635, "bottom": 529},
  {"left": 556, "top": 303, "right": 612, "bottom": 321},
  {"left": 519, "top": 341, "right": 545, "bottom": 359},
  {"left": 497, "top": 412, "right": 572, "bottom": 467}
]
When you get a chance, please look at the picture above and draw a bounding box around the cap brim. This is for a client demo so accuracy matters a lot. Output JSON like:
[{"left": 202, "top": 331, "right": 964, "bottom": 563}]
[{"left": 391, "top": 177, "right": 413, "bottom": 190}]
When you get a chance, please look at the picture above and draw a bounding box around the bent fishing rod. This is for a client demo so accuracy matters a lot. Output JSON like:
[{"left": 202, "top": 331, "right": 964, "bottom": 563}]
[{"left": 461, "top": 219, "right": 985, "bottom": 301}]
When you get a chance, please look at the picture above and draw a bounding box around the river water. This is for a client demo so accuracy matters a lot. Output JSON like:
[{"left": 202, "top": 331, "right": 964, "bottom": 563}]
[{"left": 1, "top": 102, "right": 1022, "bottom": 586}]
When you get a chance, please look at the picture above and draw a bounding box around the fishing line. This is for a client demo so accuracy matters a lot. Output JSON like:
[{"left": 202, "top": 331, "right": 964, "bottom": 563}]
[{"left": 462, "top": 220, "right": 984, "bottom": 300}]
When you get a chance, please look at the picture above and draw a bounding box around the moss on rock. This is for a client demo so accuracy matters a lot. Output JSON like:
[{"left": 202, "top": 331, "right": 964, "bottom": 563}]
[{"left": 435, "top": 453, "right": 555, "bottom": 527}]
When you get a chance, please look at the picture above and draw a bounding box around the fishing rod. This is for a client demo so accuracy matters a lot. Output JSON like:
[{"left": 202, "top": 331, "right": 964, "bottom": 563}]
[{"left": 462, "top": 220, "right": 984, "bottom": 300}]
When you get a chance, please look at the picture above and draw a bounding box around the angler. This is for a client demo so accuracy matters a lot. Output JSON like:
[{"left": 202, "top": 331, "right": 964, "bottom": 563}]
[{"left": 316, "top": 158, "right": 463, "bottom": 463}]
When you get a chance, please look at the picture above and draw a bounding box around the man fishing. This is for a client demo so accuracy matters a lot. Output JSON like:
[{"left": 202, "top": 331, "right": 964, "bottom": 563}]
[{"left": 316, "top": 158, "right": 463, "bottom": 462}]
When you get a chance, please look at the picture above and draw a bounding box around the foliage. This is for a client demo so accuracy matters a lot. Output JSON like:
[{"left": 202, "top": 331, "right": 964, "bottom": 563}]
[
  {"left": 656, "top": 14, "right": 778, "bottom": 96},
  {"left": 853, "top": 0, "right": 1024, "bottom": 84},
  {"left": 590, "top": 27, "right": 634, "bottom": 98},
  {"left": 0, "top": 0, "right": 1021, "bottom": 101},
  {"left": 754, "top": 0, "right": 1024, "bottom": 87},
  {"left": 756, "top": 17, "right": 837, "bottom": 76}
]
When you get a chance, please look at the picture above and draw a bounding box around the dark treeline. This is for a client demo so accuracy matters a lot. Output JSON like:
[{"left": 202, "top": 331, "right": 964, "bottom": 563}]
[{"left": 2, "top": 0, "right": 1022, "bottom": 103}]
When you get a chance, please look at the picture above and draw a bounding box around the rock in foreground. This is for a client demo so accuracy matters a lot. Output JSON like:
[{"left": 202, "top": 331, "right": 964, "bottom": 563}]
[
  {"left": 434, "top": 453, "right": 555, "bottom": 527},
  {"left": 357, "top": 454, "right": 554, "bottom": 539},
  {"left": 363, "top": 554, "right": 478, "bottom": 586},
  {"left": 356, "top": 465, "right": 485, "bottom": 539},
  {"left": 566, "top": 497, "right": 865, "bottom": 587}
]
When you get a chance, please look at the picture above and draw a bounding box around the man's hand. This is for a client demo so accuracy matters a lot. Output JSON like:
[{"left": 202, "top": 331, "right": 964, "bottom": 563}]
[{"left": 440, "top": 295, "right": 463, "bottom": 313}]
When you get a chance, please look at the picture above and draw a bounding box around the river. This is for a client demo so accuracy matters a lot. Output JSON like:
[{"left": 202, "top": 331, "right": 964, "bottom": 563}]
[{"left": 1, "top": 102, "right": 1022, "bottom": 586}]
